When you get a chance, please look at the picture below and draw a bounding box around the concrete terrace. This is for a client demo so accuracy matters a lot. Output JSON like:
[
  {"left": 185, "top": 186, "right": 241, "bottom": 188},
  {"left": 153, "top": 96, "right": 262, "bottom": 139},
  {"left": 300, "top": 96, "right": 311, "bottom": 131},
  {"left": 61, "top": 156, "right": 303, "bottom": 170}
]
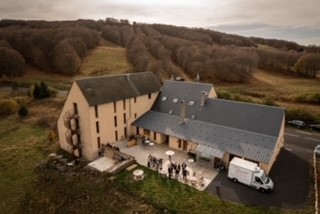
[{"left": 116, "top": 140, "right": 218, "bottom": 190}]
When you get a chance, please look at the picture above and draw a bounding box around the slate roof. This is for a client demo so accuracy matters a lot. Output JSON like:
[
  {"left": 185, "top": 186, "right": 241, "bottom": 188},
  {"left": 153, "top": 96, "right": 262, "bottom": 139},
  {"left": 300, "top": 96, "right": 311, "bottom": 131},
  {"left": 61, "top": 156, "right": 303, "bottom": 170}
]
[
  {"left": 76, "top": 72, "right": 161, "bottom": 106},
  {"left": 153, "top": 81, "right": 285, "bottom": 137},
  {"left": 134, "top": 80, "right": 285, "bottom": 164},
  {"left": 133, "top": 111, "right": 278, "bottom": 163}
]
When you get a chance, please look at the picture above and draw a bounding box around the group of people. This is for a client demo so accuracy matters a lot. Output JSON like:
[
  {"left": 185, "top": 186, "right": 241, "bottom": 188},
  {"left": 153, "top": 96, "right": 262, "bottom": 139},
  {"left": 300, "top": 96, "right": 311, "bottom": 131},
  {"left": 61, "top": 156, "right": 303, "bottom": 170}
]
[
  {"left": 147, "top": 154, "right": 163, "bottom": 171},
  {"left": 167, "top": 161, "right": 190, "bottom": 182}
]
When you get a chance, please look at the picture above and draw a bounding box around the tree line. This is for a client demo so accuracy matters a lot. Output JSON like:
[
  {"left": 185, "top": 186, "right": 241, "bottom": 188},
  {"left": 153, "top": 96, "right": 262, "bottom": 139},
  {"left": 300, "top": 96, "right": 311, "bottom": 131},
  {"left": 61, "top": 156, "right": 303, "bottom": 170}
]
[
  {"left": 106, "top": 21, "right": 320, "bottom": 80},
  {"left": 1, "top": 18, "right": 319, "bottom": 81},
  {"left": 0, "top": 20, "right": 100, "bottom": 76}
]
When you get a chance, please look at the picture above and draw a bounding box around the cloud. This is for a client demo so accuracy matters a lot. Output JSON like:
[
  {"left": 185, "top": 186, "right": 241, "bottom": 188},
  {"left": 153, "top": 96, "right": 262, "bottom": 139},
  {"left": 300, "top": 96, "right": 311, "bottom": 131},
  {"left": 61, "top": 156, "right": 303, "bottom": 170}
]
[{"left": 0, "top": 0, "right": 319, "bottom": 44}]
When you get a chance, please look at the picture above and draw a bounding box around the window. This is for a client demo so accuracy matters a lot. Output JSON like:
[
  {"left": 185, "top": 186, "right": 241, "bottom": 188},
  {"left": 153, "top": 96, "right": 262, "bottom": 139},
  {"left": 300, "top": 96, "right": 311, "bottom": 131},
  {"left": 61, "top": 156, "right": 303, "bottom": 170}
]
[
  {"left": 136, "top": 127, "right": 140, "bottom": 135},
  {"left": 123, "top": 113, "right": 126, "bottom": 124},
  {"left": 173, "top": 98, "right": 179, "bottom": 103},
  {"left": 148, "top": 93, "right": 151, "bottom": 99},
  {"left": 183, "top": 140, "right": 188, "bottom": 151},
  {"left": 96, "top": 121, "right": 99, "bottom": 133},
  {"left": 114, "top": 116, "right": 117, "bottom": 127},
  {"left": 143, "top": 129, "right": 150, "bottom": 136},
  {"left": 134, "top": 97, "right": 137, "bottom": 103},
  {"left": 178, "top": 139, "right": 182, "bottom": 148},
  {"left": 97, "top": 137, "right": 101, "bottom": 149},
  {"left": 73, "top": 103, "right": 78, "bottom": 114},
  {"left": 113, "top": 101, "right": 117, "bottom": 113},
  {"left": 123, "top": 99, "right": 126, "bottom": 110},
  {"left": 134, "top": 113, "right": 137, "bottom": 119},
  {"left": 161, "top": 96, "right": 167, "bottom": 101},
  {"left": 94, "top": 105, "right": 98, "bottom": 118},
  {"left": 153, "top": 132, "right": 157, "bottom": 140},
  {"left": 124, "top": 127, "right": 127, "bottom": 138},
  {"left": 115, "top": 130, "right": 118, "bottom": 141}
]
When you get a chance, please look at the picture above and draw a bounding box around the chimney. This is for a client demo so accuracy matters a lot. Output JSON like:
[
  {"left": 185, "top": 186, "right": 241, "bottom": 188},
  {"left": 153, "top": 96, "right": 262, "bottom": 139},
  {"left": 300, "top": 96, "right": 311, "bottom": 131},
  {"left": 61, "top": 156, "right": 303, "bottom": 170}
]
[
  {"left": 200, "top": 91, "right": 208, "bottom": 106},
  {"left": 179, "top": 100, "right": 186, "bottom": 124}
]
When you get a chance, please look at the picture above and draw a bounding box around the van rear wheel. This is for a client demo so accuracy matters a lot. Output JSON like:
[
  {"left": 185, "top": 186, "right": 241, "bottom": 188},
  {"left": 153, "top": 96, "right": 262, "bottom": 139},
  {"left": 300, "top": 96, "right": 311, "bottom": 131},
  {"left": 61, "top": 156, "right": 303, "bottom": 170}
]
[
  {"left": 232, "top": 178, "right": 238, "bottom": 183},
  {"left": 259, "top": 188, "right": 266, "bottom": 193}
]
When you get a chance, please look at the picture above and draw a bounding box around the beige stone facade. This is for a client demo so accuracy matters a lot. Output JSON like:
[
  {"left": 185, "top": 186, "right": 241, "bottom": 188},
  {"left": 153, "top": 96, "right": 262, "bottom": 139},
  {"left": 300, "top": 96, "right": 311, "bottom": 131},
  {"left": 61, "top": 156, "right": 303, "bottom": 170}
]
[{"left": 58, "top": 73, "right": 284, "bottom": 174}]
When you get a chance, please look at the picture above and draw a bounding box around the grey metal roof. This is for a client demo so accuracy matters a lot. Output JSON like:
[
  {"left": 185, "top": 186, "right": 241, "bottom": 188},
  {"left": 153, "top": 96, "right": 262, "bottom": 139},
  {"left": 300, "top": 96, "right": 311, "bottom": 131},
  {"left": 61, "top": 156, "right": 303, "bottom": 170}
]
[
  {"left": 153, "top": 81, "right": 285, "bottom": 137},
  {"left": 76, "top": 72, "right": 161, "bottom": 106},
  {"left": 196, "top": 144, "right": 225, "bottom": 159},
  {"left": 133, "top": 111, "right": 278, "bottom": 163}
]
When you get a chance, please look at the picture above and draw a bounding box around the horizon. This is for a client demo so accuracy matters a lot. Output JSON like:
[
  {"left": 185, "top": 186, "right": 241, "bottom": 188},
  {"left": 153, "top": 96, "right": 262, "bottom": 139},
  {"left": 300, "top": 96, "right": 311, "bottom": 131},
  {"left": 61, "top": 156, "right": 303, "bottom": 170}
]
[{"left": 0, "top": 0, "right": 319, "bottom": 46}]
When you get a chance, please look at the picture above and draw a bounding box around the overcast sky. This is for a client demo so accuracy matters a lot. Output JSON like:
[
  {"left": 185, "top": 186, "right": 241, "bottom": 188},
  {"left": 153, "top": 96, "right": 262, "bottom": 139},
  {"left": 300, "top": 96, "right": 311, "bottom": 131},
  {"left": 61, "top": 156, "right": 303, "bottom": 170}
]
[{"left": 0, "top": 0, "right": 319, "bottom": 45}]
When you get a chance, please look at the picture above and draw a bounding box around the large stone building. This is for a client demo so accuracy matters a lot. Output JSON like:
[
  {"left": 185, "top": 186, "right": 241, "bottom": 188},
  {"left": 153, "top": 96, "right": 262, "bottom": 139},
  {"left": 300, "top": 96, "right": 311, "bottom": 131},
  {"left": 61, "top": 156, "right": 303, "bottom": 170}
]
[{"left": 57, "top": 72, "right": 285, "bottom": 174}]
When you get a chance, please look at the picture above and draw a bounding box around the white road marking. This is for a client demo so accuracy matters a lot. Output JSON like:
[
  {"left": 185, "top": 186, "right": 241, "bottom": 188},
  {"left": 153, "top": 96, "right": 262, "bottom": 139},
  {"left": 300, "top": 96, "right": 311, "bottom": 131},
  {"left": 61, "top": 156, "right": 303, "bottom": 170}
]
[
  {"left": 296, "top": 130, "right": 313, "bottom": 135},
  {"left": 305, "top": 137, "right": 320, "bottom": 142},
  {"left": 285, "top": 133, "right": 299, "bottom": 137}
]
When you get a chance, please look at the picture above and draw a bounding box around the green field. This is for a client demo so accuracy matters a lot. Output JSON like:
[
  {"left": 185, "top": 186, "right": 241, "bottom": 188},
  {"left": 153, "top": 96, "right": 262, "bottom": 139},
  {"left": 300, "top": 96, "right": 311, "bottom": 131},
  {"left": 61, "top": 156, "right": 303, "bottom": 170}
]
[{"left": 0, "top": 118, "right": 48, "bottom": 213}]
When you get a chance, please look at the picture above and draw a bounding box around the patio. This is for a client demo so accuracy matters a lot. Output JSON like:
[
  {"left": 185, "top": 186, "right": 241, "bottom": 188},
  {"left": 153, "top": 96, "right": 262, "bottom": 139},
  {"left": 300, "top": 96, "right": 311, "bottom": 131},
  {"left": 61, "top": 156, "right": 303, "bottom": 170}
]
[{"left": 116, "top": 140, "right": 218, "bottom": 190}]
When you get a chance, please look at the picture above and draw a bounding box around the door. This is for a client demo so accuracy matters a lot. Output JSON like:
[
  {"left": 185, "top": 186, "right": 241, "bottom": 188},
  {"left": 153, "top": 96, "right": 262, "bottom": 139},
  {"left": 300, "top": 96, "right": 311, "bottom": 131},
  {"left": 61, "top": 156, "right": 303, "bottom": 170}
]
[{"left": 183, "top": 140, "right": 188, "bottom": 151}]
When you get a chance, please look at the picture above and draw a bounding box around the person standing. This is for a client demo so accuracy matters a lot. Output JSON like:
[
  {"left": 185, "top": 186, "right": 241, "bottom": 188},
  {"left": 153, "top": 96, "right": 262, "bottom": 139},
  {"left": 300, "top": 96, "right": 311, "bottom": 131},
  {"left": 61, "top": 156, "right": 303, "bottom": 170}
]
[{"left": 214, "top": 180, "right": 221, "bottom": 196}]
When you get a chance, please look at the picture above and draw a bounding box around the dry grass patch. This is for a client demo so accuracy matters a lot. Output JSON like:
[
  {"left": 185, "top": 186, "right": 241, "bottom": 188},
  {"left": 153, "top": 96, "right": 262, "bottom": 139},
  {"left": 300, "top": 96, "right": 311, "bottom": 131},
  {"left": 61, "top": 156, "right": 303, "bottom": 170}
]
[{"left": 80, "top": 45, "right": 134, "bottom": 76}]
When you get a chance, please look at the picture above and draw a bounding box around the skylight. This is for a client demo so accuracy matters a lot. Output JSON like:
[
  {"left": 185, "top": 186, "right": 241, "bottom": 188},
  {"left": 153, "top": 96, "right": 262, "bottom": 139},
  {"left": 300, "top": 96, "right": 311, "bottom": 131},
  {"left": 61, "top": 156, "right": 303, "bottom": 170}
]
[
  {"left": 189, "top": 101, "right": 195, "bottom": 106},
  {"left": 173, "top": 98, "right": 179, "bottom": 103},
  {"left": 162, "top": 96, "right": 167, "bottom": 101}
]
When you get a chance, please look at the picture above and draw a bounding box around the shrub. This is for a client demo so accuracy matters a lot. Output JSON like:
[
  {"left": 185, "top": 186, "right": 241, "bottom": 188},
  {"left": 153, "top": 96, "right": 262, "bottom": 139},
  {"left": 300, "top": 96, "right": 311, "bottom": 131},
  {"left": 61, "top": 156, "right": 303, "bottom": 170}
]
[
  {"left": 286, "top": 108, "right": 318, "bottom": 123},
  {"left": 261, "top": 96, "right": 278, "bottom": 106},
  {"left": 216, "top": 90, "right": 231, "bottom": 99},
  {"left": 18, "top": 105, "right": 28, "bottom": 117},
  {"left": 291, "top": 93, "right": 320, "bottom": 105},
  {"left": 0, "top": 99, "right": 19, "bottom": 116},
  {"left": 32, "top": 81, "right": 51, "bottom": 99}
]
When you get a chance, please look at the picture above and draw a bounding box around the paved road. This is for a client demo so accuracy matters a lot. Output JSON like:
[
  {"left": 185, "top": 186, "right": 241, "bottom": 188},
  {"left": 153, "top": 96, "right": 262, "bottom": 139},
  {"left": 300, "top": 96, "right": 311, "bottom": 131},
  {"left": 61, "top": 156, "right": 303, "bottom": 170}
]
[{"left": 205, "top": 128, "right": 320, "bottom": 209}]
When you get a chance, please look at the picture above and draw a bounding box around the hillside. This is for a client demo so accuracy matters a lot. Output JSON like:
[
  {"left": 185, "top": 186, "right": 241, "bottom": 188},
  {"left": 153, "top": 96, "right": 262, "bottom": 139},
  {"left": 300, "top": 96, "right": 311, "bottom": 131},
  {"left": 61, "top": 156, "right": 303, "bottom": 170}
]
[{"left": 1, "top": 19, "right": 320, "bottom": 83}]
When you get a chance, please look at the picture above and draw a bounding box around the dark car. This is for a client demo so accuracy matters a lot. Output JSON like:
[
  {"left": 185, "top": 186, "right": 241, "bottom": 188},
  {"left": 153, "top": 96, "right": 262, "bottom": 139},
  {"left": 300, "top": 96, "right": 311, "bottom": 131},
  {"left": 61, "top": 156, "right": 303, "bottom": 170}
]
[
  {"left": 310, "top": 124, "right": 320, "bottom": 132},
  {"left": 287, "top": 120, "right": 306, "bottom": 129},
  {"left": 315, "top": 145, "right": 320, "bottom": 156}
]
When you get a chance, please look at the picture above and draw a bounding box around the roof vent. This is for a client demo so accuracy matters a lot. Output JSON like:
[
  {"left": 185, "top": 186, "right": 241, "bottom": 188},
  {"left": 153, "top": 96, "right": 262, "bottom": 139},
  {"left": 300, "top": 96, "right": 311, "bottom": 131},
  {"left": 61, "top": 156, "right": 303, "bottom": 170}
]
[
  {"left": 179, "top": 100, "right": 186, "bottom": 124},
  {"left": 200, "top": 91, "right": 208, "bottom": 106},
  {"left": 189, "top": 101, "right": 195, "bottom": 106},
  {"left": 162, "top": 96, "right": 167, "bottom": 101},
  {"left": 169, "top": 110, "right": 173, "bottom": 114},
  {"left": 173, "top": 98, "right": 179, "bottom": 103}
]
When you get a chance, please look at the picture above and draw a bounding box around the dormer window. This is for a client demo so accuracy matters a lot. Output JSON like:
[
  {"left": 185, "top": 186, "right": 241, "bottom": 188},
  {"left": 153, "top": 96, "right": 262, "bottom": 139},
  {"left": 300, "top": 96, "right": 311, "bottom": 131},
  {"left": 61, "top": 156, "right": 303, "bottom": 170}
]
[
  {"left": 173, "top": 98, "right": 179, "bottom": 103},
  {"left": 162, "top": 96, "right": 167, "bottom": 101},
  {"left": 189, "top": 101, "right": 195, "bottom": 106}
]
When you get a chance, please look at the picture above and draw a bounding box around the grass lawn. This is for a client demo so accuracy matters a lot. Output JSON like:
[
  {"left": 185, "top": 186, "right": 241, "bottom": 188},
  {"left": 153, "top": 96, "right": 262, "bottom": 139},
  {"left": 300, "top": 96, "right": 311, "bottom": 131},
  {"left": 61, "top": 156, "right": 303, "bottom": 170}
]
[
  {"left": 115, "top": 166, "right": 304, "bottom": 214},
  {"left": 0, "top": 118, "right": 48, "bottom": 213},
  {"left": 80, "top": 45, "right": 134, "bottom": 76},
  {"left": 215, "top": 69, "right": 320, "bottom": 122}
]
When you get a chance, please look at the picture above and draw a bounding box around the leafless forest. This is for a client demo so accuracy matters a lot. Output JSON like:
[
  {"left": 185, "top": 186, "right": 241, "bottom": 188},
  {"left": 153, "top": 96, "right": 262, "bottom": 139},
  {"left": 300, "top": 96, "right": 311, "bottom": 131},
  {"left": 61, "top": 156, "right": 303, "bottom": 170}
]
[{"left": 0, "top": 18, "right": 320, "bottom": 82}]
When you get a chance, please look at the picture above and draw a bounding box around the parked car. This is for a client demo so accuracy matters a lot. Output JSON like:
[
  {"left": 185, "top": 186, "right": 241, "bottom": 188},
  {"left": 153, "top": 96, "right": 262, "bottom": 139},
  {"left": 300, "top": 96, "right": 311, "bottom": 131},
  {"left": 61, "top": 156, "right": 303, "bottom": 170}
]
[
  {"left": 309, "top": 124, "right": 320, "bottom": 132},
  {"left": 315, "top": 145, "right": 320, "bottom": 156},
  {"left": 287, "top": 120, "right": 306, "bottom": 129},
  {"left": 174, "top": 76, "right": 184, "bottom": 81}
]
